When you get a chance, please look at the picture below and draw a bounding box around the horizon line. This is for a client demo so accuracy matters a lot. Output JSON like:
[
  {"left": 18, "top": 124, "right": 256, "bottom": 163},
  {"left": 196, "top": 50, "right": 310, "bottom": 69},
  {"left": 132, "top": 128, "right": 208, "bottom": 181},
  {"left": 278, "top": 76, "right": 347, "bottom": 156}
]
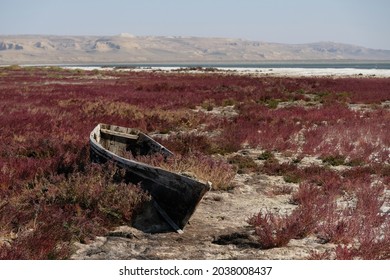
[{"left": 1, "top": 33, "right": 389, "bottom": 51}]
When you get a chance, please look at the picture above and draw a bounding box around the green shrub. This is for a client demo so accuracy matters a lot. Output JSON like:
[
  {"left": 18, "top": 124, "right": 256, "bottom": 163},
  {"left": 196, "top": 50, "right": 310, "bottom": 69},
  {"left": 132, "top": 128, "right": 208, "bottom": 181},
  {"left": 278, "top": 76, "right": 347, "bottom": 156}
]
[
  {"left": 321, "top": 154, "right": 346, "bottom": 166},
  {"left": 228, "top": 154, "right": 258, "bottom": 173},
  {"left": 258, "top": 150, "right": 275, "bottom": 161}
]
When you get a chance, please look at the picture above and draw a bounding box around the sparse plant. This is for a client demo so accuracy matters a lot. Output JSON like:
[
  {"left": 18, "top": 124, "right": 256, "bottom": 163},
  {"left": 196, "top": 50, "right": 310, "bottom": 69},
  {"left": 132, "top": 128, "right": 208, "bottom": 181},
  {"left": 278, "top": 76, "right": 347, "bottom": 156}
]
[
  {"left": 257, "top": 150, "right": 274, "bottom": 161},
  {"left": 222, "top": 98, "right": 236, "bottom": 107},
  {"left": 201, "top": 99, "right": 215, "bottom": 111},
  {"left": 321, "top": 154, "right": 346, "bottom": 166},
  {"left": 247, "top": 211, "right": 294, "bottom": 249},
  {"left": 283, "top": 172, "right": 301, "bottom": 184},
  {"left": 228, "top": 154, "right": 258, "bottom": 174}
]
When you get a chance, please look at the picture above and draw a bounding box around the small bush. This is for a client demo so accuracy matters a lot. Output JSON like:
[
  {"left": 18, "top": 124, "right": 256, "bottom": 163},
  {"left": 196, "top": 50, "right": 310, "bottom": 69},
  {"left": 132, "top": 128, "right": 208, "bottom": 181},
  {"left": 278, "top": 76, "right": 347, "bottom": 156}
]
[
  {"left": 283, "top": 172, "right": 301, "bottom": 184},
  {"left": 247, "top": 211, "right": 294, "bottom": 249},
  {"left": 201, "top": 99, "right": 215, "bottom": 111},
  {"left": 321, "top": 154, "right": 346, "bottom": 166},
  {"left": 248, "top": 205, "right": 320, "bottom": 249},
  {"left": 265, "top": 98, "right": 280, "bottom": 109},
  {"left": 290, "top": 182, "right": 324, "bottom": 206},
  {"left": 228, "top": 154, "right": 258, "bottom": 174},
  {"left": 159, "top": 133, "right": 213, "bottom": 155},
  {"left": 222, "top": 98, "right": 236, "bottom": 107},
  {"left": 257, "top": 150, "right": 274, "bottom": 161}
]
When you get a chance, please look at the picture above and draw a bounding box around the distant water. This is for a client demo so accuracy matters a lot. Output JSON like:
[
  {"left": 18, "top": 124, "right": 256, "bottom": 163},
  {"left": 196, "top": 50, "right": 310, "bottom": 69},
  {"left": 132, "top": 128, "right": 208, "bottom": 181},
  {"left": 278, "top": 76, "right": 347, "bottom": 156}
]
[{"left": 73, "top": 62, "right": 390, "bottom": 70}]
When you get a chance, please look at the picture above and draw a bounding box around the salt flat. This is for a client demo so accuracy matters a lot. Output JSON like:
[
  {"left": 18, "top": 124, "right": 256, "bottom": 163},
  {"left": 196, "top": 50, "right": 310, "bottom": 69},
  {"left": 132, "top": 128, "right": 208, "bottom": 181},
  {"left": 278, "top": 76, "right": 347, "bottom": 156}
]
[
  {"left": 221, "top": 67, "right": 390, "bottom": 77},
  {"left": 66, "top": 65, "right": 390, "bottom": 78}
]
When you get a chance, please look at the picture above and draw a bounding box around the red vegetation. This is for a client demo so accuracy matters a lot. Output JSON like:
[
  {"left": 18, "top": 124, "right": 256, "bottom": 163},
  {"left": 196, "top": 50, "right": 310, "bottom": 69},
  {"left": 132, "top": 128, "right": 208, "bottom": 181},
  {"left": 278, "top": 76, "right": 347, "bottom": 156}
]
[
  {"left": 1, "top": 66, "right": 389, "bottom": 259},
  {"left": 250, "top": 177, "right": 389, "bottom": 259}
]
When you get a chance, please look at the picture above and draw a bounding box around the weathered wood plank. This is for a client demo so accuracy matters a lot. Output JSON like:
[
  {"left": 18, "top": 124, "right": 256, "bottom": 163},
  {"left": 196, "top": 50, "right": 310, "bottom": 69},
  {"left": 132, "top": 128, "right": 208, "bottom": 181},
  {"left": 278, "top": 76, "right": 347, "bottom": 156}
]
[{"left": 100, "top": 128, "right": 139, "bottom": 140}]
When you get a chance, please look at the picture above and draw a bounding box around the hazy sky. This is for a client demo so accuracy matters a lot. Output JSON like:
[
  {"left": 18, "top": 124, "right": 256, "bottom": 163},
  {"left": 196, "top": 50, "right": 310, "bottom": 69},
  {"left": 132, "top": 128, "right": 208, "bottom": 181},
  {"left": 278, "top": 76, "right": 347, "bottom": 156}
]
[{"left": 1, "top": 0, "right": 389, "bottom": 49}]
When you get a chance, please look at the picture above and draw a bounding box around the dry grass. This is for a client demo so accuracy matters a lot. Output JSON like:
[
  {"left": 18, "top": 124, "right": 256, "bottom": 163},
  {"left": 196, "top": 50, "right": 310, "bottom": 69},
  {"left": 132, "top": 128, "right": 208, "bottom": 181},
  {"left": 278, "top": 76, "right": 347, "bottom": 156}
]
[{"left": 133, "top": 153, "right": 236, "bottom": 190}]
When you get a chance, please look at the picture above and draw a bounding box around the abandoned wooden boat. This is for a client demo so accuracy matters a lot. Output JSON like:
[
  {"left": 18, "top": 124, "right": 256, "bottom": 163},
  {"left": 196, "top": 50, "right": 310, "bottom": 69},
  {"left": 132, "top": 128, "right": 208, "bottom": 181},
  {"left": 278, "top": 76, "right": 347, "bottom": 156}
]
[{"left": 89, "top": 123, "right": 211, "bottom": 233}]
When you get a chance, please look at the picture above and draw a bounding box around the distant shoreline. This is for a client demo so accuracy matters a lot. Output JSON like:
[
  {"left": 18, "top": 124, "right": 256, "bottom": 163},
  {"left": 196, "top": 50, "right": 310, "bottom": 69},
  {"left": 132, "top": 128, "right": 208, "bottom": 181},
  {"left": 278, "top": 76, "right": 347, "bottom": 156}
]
[
  {"left": 3, "top": 62, "right": 390, "bottom": 77},
  {"left": 18, "top": 61, "right": 390, "bottom": 69},
  {"left": 60, "top": 63, "right": 390, "bottom": 78}
]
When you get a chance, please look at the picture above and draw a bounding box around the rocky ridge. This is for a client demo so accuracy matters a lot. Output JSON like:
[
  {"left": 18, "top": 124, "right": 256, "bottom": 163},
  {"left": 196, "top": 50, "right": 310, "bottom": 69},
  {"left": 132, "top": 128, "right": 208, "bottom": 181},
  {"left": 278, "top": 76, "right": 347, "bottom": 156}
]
[{"left": 1, "top": 35, "right": 390, "bottom": 64}]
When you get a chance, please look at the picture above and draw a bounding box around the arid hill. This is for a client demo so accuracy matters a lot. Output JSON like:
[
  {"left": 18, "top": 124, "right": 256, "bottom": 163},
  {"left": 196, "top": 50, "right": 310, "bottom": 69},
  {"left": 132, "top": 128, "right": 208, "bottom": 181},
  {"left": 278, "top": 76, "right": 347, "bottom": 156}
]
[{"left": 1, "top": 34, "right": 390, "bottom": 65}]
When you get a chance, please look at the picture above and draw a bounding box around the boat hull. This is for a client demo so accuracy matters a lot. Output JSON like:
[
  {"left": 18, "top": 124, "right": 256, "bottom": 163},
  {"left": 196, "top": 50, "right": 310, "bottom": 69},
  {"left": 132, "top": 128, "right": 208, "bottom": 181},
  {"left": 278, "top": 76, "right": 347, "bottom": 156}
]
[{"left": 89, "top": 124, "right": 210, "bottom": 233}]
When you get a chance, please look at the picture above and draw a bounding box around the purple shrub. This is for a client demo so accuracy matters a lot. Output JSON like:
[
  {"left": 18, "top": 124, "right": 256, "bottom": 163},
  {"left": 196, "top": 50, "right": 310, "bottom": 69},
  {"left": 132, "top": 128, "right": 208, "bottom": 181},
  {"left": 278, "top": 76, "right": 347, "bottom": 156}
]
[{"left": 247, "top": 211, "right": 293, "bottom": 249}]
